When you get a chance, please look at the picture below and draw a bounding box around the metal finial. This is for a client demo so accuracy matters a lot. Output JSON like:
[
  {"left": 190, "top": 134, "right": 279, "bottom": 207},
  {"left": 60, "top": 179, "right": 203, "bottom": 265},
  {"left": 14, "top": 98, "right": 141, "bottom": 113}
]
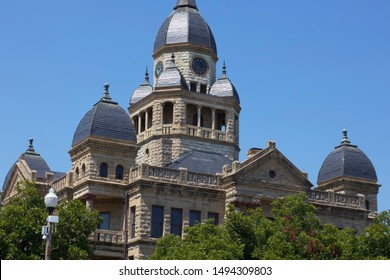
[
  {"left": 145, "top": 66, "right": 149, "bottom": 80},
  {"left": 142, "top": 66, "right": 150, "bottom": 85},
  {"left": 27, "top": 138, "right": 36, "bottom": 153},
  {"left": 222, "top": 61, "right": 227, "bottom": 77},
  {"left": 102, "top": 83, "right": 112, "bottom": 100},
  {"left": 341, "top": 129, "right": 351, "bottom": 144},
  {"left": 104, "top": 83, "right": 110, "bottom": 93}
]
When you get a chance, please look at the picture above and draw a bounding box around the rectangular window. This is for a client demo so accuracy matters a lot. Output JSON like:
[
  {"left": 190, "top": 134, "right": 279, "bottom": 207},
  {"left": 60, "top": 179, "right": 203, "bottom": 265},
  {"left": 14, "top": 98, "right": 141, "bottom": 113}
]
[
  {"left": 200, "top": 84, "right": 207, "bottom": 94},
  {"left": 151, "top": 206, "right": 164, "bottom": 238},
  {"left": 190, "top": 82, "right": 197, "bottom": 92},
  {"left": 189, "top": 210, "right": 201, "bottom": 226},
  {"left": 208, "top": 212, "right": 219, "bottom": 225},
  {"left": 170, "top": 208, "right": 183, "bottom": 237},
  {"left": 130, "top": 206, "right": 136, "bottom": 239},
  {"left": 98, "top": 212, "right": 110, "bottom": 230}
]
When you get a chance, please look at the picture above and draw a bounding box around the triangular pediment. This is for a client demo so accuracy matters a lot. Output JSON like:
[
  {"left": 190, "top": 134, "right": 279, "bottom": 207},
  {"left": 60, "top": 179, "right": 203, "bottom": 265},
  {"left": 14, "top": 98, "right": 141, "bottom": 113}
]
[
  {"left": 2, "top": 162, "right": 30, "bottom": 202},
  {"left": 232, "top": 148, "right": 313, "bottom": 190}
]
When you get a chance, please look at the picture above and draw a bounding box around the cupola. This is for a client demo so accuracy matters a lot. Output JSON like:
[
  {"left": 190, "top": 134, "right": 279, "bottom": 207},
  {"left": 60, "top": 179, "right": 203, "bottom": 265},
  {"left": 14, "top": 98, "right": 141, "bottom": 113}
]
[{"left": 72, "top": 84, "right": 136, "bottom": 147}]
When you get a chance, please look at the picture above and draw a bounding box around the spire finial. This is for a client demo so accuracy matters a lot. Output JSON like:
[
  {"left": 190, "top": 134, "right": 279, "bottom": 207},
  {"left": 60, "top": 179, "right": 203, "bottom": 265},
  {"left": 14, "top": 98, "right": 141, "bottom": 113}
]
[
  {"left": 143, "top": 66, "right": 150, "bottom": 85},
  {"left": 341, "top": 129, "right": 351, "bottom": 145},
  {"left": 175, "top": 0, "right": 198, "bottom": 10},
  {"left": 103, "top": 83, "right": 112, "bottom": 100},
  {"left": 222, "top": 60, "right": 227, "bottom": 77},
  {"left": 27, "top": 138, "right": 36, "bottom": 153},
  {"left": 169, "top": 51, "right": 176, "bottom": 67}
]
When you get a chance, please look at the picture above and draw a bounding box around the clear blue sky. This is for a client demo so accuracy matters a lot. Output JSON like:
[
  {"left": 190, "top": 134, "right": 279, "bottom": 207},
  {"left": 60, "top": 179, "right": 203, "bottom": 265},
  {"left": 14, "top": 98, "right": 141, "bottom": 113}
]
[{"left": 1, "top": 0, "right": 389, "bottom": 211}]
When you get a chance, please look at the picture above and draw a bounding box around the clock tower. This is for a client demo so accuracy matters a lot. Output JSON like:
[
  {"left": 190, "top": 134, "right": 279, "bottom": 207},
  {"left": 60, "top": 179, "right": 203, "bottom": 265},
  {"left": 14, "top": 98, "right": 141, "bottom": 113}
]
[
  {"left": 153, "top": 0, "right": 218, "bottom": 93},
  {"left": 129, "top": 0, "right": 241, "bottom": 171}
]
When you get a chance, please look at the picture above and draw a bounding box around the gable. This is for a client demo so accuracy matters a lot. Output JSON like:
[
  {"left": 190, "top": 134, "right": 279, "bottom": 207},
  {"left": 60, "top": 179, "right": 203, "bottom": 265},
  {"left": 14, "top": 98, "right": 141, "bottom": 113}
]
[{"left": 232, "top": 148, "right": 313, "bottom": 190}]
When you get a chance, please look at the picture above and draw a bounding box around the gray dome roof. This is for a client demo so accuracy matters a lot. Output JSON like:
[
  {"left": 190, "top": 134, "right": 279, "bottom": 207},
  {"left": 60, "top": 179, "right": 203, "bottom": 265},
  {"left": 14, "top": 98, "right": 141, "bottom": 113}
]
[
  {"left": 209, "top": 64, "right": 240, "bottom": 103},
  {"left": 317, "top": 130, "right": 377, "bottom": 184},
  {"left": 154, "top": 0, "right": 217, "bottom": 55},
  {"left": 72, "top": 84, "right": 136, "bottom": 147},
  {"left": 155, "top": 55, "right": 189, "bottom": 90},
  {"left": 130, "top": 71, "right": 153, "bottom": 105},
  {"left": 3, "top": 139, "right": 51, "bottom": 190}
]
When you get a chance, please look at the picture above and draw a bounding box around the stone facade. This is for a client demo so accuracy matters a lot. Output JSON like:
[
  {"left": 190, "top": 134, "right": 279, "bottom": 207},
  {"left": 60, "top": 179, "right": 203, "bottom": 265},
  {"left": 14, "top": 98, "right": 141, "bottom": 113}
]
[{"left": 2, "top": 1, "right": 382, "bottom": 260}]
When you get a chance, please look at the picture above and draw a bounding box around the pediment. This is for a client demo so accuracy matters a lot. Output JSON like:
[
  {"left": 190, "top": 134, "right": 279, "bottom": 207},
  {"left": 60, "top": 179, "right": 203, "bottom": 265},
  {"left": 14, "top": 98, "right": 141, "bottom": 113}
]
[
  {"left": 2, "top": 160, "right": 33, "bottom": 201},
  {"left": 233, "top": 149, "right": 313, "bottom": 189}
]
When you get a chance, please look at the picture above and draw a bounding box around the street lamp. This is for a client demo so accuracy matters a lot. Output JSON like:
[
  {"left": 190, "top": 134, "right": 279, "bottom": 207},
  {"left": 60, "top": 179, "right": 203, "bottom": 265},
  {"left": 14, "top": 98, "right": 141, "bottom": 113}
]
[{"left": 43, "top": 188, "right": 59, "bottom": 260}]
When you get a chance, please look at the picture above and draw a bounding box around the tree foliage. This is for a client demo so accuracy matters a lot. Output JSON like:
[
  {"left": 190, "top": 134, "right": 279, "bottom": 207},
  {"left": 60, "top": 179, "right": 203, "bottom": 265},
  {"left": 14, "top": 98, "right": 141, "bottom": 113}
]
[
  {"left": 151, "top": 220, "right": 243, "bottom": 260},
  {"left": 0, "top": 181, "right": 101, "bottom": 260},
  {"left": 152, "top": 193, "right": 390, "bottom": 260}
]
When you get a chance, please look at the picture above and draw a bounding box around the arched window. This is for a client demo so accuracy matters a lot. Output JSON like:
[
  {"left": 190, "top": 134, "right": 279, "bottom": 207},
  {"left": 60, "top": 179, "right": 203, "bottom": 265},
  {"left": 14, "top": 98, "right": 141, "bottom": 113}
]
[
  {"left": 100, "top": 163, "right": 108, "bottom": 178},
  {"left": 75, "top": 167, "right": 79, "bottom": 181},
  {"left": 81, "top": 164, "right": 86, "bottom": 178},
  {"left": 116, "top": 165, "right": 124, "bottom": 180}
]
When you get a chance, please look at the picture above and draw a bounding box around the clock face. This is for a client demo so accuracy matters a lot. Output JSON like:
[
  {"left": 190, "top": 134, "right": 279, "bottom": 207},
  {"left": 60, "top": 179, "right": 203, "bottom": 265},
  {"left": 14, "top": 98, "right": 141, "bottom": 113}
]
[
  {"left": 155, "top": 61, "right": 163, "bottom": 78},
  {"left": 192, "top": 57, "right": 208, "bottom": 75}
]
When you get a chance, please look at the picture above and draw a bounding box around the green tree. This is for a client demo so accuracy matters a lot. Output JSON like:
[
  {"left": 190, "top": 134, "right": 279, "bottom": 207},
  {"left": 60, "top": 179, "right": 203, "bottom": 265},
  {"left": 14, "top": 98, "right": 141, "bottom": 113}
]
[
  {"left": 0, "top": 181, "right": 101, "bottom": 260},
  {"left": 151, "top": 193, "right": 390, "bottom": 260},
  {"left": 151, "top": 220, "right": 243, "bottom": 260},
  {"left": 51, "top": 199, "right": 101, "bottom": 260},
  {"left": 0, "top": 182, "right": 46, "bottom": 259},
  {"left": 357, "top": 210, "right": 390, "bottom": 259}
]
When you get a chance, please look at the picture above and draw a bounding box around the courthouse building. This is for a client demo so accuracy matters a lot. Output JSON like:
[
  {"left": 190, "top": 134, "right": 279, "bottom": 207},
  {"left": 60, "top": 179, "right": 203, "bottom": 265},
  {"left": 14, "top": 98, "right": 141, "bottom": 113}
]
[{"left": 2, "top": 0, "right": 381, "bottom": 259}]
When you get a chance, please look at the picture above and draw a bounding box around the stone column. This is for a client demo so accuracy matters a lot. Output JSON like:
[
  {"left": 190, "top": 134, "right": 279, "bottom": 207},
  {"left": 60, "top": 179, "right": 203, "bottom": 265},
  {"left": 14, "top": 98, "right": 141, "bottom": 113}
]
[
  {"left": 86, "top": 194, "right": 95, "bottom": 210},
  {"left": 145, "top": 110, "right": 149, "bottom": 131},
  {"left": 197, "top": 106, "right": 202, "bottom": 127},
  {"left": 161, "top": 103, "right": 164, "bottom": 127},
  {"left": 197, "top": 106, "right": 202, "bottom": 137},
  {"left": 138, "top": 114, "right": 142, "bottom": 135},
  {"left": 211, "top": 108, "right": 216, "bottom": 139}
]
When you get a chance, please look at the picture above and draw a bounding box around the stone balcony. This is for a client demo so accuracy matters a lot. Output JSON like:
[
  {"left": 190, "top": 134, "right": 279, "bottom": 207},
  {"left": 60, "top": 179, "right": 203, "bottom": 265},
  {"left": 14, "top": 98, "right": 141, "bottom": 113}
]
[
  {"left": 129, "top": 163, "right": 221, "bottom": 188},
  {"left": 308, "top": 190, "right": 366, "bottom": 210},
  {"left": 136, "top": 125, "right": 228, "bottom": 143}
]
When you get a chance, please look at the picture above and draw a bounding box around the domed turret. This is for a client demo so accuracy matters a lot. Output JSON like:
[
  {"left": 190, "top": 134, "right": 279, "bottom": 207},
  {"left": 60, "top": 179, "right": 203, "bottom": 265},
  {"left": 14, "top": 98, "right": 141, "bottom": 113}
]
[
  {"left": 2, "top": 139, "right": 59, "bottom": 193},
  {"left": 317, "top": 130, "right": 377, "bottom": 184},
  {"left": 155, "top": 53, "right": 189, "bottom": 90},
  {"left": 209, "top": 62, "right": 240, "bottom": 103},
  {"left": 154, "top": 0, "right": 217, "bottom": 56},
  {"left": 130, "top": 69, "right": 153, "bottom": 105},
  {"left": 72, "top": 84, "right": 136, "bottom": 147}
]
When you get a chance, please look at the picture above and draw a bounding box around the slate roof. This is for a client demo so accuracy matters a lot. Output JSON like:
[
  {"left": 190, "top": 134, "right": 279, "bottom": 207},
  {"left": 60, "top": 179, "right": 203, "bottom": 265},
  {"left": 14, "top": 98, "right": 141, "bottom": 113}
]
[
  {"left": 72, "top": 85, "right": 136, "bottom": 146},
  {"left": 317, "top": 131, "right": 377, "bottom": 184},
  {"left": 130, "top": 71, "right": 153, "bottom": 105},
  {"left": 209, "top": 64, "right": 240, "bottom": 103},
  {"left": 154, "top": 0, "right": 217, "bottom": 55},
  {"left": 155, "top": 55, "right": 189, "bottom": 90},
  {"left": 2, "top": 139, "right": 65, "bottom": 190},
  {"left": 167, "top": 150, "right": 233, "bottom": 175}
]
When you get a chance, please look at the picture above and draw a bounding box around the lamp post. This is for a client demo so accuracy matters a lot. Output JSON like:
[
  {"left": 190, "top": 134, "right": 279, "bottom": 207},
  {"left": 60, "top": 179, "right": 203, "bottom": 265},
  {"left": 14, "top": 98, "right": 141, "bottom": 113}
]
[{"left": 44, "top": 188, "right": 58, "bottom": 260}]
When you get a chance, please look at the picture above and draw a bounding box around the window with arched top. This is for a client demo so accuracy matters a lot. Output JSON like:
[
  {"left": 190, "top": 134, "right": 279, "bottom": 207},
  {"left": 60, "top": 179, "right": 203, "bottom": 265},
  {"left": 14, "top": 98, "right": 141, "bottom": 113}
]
[
  {"left": 81, "top": 164, "right": 86, "bottom": 178},
  {"left": 100, "top": 163, "right": 108, "bottom": 178},
  {"left": 116, "top": 165, "right": 124, "bottom": 180},
  {"left": 75, "top": 167, "right": 79, "bottom": 181}
]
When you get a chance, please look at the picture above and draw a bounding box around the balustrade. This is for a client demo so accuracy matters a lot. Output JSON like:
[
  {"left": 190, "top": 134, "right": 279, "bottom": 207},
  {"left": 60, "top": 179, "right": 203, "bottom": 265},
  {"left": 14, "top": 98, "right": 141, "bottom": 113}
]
[
  {"left": 129, "top": 164, "right": 220, "bottom": 188},
  {"left": 308, "top": 190, "right": 365, "bottom": 209},
  {"left": 89, "top": 229, "right": 124, "bottom": 244}
]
